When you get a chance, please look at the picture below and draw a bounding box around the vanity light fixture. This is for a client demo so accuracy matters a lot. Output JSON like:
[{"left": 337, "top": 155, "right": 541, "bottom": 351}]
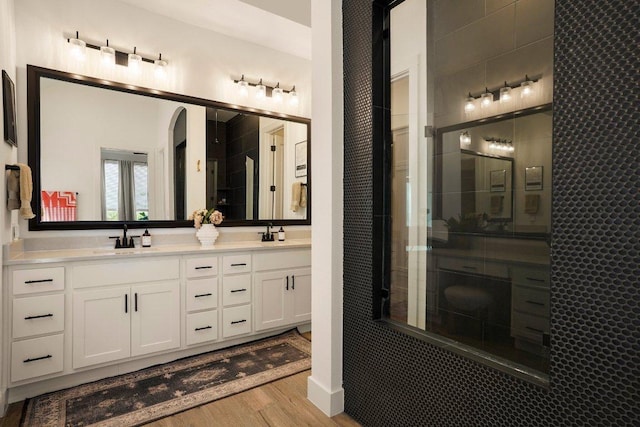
[
  {"left": 154, "top": 53, "right": 168, "bottom": 78},
  {"left": 289, "top": 86, "right": 299, "bottom": 106},
  {"left": 232, "top": 76, "right": 299, "bottom": 105},
  {"left": 499, "top": 81, "right": 512, "bottom": 103},
  {"left": 128, "top": 47, "right": 142, "bottom": 74},
  {"left": 255, "top": 79, "right": 267, "bottom": 100},
  {"left": 487, "top": 137, "right": 514, "bottom": 152},
  {"left": 100, "top": 39, "right": 116, "bottom": 67},
  {"left": 464, "top": 92, "right": 476, "bottom": 113},
  {"left": 480, "top": 88, "right": 493, "bottom": 108},
  {"left": 68, "top": 31, "right": 87, "bottom": 61},
  {"left": 459, "top": 131, "right": 471, "bottom": 145},
  {"left": 65, "top": 32, "right": 169, "bottom": 77},
  {"left": 272, "top": 82, "right": 284, "bottom": 103},
  {"left": 520, "top": 75, "right": 535, "bottom": 98}
]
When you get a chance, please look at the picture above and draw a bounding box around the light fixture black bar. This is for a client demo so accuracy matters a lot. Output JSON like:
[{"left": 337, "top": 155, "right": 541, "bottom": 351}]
[
  {"left": 233, "top": 77, "right": 295, "bottom": 94},
  {"left": 66, "top": 33, "right": 160, "bottom": 65},
  {"left": 467, "top": 75, "right": 539, "bottom": 100}
]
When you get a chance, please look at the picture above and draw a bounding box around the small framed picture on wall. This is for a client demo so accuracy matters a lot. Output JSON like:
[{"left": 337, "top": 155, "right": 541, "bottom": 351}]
[
  {"left": 490, "top": 169, "right": 506, "bottom": 192},
  {"left": 295, "top": 141, "right": 307, "bottom": 178},
  {"left": 525, "top": 166, "right": 543, "bottom": 191},
  {"left": 2, "top": 70, "right": 17, "bottom": 147}
]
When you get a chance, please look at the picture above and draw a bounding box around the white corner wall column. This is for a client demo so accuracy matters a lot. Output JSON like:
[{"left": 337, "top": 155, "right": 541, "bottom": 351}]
[{"left": 307, "top": 0, "right": 344, "bottom": 417}]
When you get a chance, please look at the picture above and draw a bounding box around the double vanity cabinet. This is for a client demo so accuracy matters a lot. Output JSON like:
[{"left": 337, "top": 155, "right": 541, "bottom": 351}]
[{"left": 2, "top": 241, "right": 311, "bottom": 402}]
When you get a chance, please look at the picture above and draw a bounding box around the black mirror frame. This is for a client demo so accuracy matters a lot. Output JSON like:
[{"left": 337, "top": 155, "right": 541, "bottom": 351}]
[{"left": 27, "top": 65, "right": 311, "bottom": 231}]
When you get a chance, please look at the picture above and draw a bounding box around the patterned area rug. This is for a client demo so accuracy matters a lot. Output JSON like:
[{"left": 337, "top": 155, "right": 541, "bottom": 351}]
[{"left": 21, "top": 330, "right": 310, "bottom": 427}]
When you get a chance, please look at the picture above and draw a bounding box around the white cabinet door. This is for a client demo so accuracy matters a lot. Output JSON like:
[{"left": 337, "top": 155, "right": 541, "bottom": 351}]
[
  {"left": 73, "top": 286, "right": 131, "bottom": 369},
  {"left": 254, "top": 271, "right": 288, "bottom": 331},
  {"left": 131, "top": 281, "right": 180, "bottom": 357},
  {"left": 290, "top": 268, "right": 312, "bottom": 324}
]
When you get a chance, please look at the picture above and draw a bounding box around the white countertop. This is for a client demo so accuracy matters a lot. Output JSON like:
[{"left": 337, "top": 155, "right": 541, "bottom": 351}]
[{"left": 4, "top": 239, "right": 311, "bottom": 265}]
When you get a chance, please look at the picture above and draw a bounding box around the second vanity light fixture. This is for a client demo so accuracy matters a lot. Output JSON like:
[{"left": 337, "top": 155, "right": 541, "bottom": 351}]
[
  {"left": 233, "top": 75, "right": 299, "bottom": 106},
  {"left": 67, "top": 31, "right": 168, "bottom": 78},
  {"left": 464, "top": 75, "right": 538, "bottom": 112}
]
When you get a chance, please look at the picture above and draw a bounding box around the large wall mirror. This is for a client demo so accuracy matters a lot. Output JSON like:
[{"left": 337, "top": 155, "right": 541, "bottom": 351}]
[
  {"left": 379, "top": 0, "right": 554, "bottom": 383},
  {"left": 27, "top": 65, "right": 310, "bottom": 230}
]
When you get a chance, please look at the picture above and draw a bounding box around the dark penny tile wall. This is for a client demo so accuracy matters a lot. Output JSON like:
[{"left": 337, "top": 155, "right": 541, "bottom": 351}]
[{"left": 342, "top": 0, "right": 639, "bottom": 425}]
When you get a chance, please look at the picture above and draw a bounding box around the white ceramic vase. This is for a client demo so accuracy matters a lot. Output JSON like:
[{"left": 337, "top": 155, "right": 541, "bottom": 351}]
[{"left": 196, "top": 223, "right": 219, "bottom": 247}]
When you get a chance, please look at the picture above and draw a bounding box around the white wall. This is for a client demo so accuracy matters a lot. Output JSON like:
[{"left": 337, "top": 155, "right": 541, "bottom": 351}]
[
  {"left": 0, "top": 0, "right": 16, "bottom": 414},
  {"left": 14, "top": 0, "right": 311, "bottom": 237}
]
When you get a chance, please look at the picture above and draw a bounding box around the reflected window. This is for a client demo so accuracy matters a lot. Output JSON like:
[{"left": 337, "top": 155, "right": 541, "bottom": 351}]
[{"left": 101, "top": 149, "right": 148, "bottom": 221}]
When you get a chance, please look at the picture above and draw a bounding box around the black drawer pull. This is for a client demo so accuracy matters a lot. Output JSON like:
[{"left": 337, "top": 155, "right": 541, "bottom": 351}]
[
  {"left": 195, "top": 326, "right": 212, "bottom": 331},
  {"left": 525, "top": 326, "right": 545, "bottom": 334},
  {"left": 292, "top": 275, "right": 295, "bottom": 290},
  {"left": 24, "top": 313, "right": 54, "bottom": 320},
  {"left": 286, "top": 276, "right": 289, "bottom": 290},
  {"left": 24, "top": 354, "right": 52, "bottom": 363},
  {"left": 25, "top": 279, "right": 54, "bottom": 284},
  {"left": 230, "top": 288, "right": 247, "bottom": 293},
  {"left": 525, "top": 277, "right": 545, "bottom": 283},
  {"left": 230, "top": 263, "right": 247, "bottom": 267},
  {"left": 525, "top": 300, "right": 545, "bottom": 306},
  {"left": 461, "top": 265, "right": 477, "bottom": 270},
  {"left": 134, "top": 293, "right": 138, "bottom": 312},
  {"left": 231, "top": 319, "right": 247, "bottom": 325},
  {"left": 195, "top": 266, "right": 213, "bottom": 270},
  {"left": 125, "top": 294, "right": 128, "bottom": 313},
  {"left": 195, "top": 293, "right": 212, "bottom": 298}
]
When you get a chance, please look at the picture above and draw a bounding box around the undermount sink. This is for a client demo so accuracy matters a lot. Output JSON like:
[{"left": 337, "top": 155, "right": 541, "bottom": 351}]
[{"left": 93, "top": 247, "right": 160, "bottom": 255}]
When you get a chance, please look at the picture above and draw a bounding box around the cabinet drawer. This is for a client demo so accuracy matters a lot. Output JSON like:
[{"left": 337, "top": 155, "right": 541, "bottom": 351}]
[
  {"left": 222, "top": 275, "right": 251, "bottom": 307},
  {"left": 11, "top": 334, "right": 64, "bottom": 382},
  {"left": 222, "top": 305, "right": 251, "bottom": 338},
  {"left": 253, "top": 250, "right": 310, "bottom": 271},
  {"left": 511, "top": 311, "right": 549, "bottom": 344},
  {"left": 222, "top": 254, "right": 251, "bottom": 275},
  {"left": 13, "top": 267, "right": 65, "bottom": 295},
  {"left": 186, "top": 311, "right": 218, "bottom": 346},
  {"left": 186, "top": 277, "right": 218, "bottom": 312},
  {"left": 186, "top": 257, "right": 218, "bottom": 278},
  {"left": 13, "top": 294, "right": 65, "bottom": 339},
  {"left": 73, "top": 259, "right": 179, "bottom": 288},
  {"left": 511, "top": 266, "right": 550, "bottom": 288},
  {"left": 512, "top": 285, "right": 549, "bottom": 317}
]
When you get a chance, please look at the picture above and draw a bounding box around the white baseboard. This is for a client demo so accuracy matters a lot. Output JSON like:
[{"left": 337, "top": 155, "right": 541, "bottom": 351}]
[{"left": 307, "top": 375, "right": 344, "bottom": 417}]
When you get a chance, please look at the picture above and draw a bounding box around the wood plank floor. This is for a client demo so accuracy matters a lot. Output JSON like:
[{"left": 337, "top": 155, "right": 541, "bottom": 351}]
[{"left": 1, "top": 371, "right": 357, "bottom": 427}]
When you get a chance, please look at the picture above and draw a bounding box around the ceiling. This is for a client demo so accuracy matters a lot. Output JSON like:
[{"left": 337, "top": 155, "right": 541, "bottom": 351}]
[{"left": 117, "top": 0, "right": 312, "bottom": 59}]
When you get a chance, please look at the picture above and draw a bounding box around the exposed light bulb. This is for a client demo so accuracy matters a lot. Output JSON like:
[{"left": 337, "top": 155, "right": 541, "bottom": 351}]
[
  {"left": 459, "top": 131, "right": 471, "bottom": 145},
  {"left": 272, "top": 82, "right": 283, "bottom": 103}
]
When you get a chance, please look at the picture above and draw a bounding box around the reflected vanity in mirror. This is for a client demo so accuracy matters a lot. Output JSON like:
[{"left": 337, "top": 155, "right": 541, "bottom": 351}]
[{"left": 27, "top": 65, "right": 310, "bottom": 230}]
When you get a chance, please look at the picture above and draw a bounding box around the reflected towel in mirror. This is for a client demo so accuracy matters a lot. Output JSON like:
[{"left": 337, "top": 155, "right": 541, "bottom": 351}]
[{"left": 291, "top": 182, "right": 302, "bottom": 212}]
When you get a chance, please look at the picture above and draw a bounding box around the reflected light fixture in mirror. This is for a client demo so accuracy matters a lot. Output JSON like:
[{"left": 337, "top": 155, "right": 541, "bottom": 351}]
[
  {"left": 480, "top": 88, "right": 493, "bottom": 108},
  {"left": 499, "top": 82, "right": 512, "bottom": 103},
  {"left": 68, "top": 31, "right": 86, "bottom": 61},
  {"left": 521, "top": 75, "right": 535, "bottom": 97},
  {"left": 464, "top": 92, "right": 476, "bottom": 113},
  {"left": 100, "top": 40, "right": 115, "bottom": 68},
  {"left": 128, "top": 47, "right": 142, "bottom": 74},
  {"left": 459, "top": 131, "right": 471, "bottom": 145}
]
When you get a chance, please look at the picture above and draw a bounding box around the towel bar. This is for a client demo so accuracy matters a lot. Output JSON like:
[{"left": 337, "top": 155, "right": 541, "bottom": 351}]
[{"left": 5, "top": 165, "right": 19, "bottom": 171}]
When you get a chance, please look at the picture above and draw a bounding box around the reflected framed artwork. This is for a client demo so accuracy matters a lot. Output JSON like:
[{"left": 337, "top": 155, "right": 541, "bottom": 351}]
[
  {"left": 2, "top": 70, "right": 17, "bottom": 146},
  {"left": 490, "top": 169, "right": 506, "bottom": 192},
  {"left": 525, "top": 166, "right": 543, "bottom": 191},
  {"left": 295, "top": 141, "right": 307, "bottom": 178}
]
